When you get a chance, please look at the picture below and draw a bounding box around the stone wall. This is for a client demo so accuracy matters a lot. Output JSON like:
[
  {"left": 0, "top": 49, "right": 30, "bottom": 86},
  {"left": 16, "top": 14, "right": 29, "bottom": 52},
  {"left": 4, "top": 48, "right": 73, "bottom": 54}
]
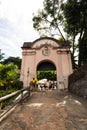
[{"left": 68, "top": 64, "right": 87, "bottom": 97}]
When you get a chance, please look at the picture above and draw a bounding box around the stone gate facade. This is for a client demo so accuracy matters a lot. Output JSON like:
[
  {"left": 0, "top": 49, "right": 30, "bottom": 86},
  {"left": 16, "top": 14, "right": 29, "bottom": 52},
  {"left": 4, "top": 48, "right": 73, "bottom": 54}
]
[{"left": 20, "top": 37, "right": 73, "bottom": 89}]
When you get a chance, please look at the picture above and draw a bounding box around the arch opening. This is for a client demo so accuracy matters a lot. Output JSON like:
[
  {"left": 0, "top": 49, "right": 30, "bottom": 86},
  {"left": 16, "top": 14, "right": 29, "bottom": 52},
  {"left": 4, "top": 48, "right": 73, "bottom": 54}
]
[{"left": 37, "top": 61, "right": 57, "bottom": 80}]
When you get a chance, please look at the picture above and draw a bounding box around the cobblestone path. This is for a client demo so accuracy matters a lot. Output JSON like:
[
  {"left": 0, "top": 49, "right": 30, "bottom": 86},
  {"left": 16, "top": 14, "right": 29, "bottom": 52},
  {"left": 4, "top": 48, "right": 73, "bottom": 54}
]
[{"left": 0, "top": 90, "right": 87, "bottom": 130}]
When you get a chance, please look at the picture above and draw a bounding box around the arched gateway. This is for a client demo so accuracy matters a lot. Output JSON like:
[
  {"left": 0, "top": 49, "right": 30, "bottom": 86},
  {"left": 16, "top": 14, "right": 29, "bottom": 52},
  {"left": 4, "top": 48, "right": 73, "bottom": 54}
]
[{"left": 20, "top": 37, "right": 72, "bottom": 89}]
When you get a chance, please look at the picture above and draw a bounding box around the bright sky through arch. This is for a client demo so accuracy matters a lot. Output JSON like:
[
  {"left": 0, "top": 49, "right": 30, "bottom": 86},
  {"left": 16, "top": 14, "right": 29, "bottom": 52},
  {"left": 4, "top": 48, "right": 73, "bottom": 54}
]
[{"left": 0, "top": 0, "right": 43, "bottom": 58}]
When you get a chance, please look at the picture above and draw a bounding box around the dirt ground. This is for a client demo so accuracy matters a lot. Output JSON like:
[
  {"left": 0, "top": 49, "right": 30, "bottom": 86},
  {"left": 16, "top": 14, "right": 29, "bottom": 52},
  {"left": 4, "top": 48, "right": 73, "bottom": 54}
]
[{"left": 0, "top": 90, "right": 87, "bottom": 130}]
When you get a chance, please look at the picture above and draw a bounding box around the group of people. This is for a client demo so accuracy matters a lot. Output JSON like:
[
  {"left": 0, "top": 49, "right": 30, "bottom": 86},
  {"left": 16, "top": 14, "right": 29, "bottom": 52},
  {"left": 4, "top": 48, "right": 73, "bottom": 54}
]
[{"left": 30, "top": 78, "right": 57, "bottom": 91}]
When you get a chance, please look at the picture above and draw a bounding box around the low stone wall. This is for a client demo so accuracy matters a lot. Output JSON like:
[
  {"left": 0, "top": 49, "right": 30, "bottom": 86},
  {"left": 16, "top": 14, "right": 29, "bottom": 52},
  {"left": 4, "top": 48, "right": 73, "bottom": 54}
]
[{"left": 68, "top": 64, "right": 87, "bottom": 97}]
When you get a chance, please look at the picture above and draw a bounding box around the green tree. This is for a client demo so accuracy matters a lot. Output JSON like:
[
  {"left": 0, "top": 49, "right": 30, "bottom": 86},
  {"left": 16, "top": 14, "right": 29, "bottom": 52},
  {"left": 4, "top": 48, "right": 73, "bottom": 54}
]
[
  {"left": 0, "top": 63, "right": 19, "bottom": 90},
  {"left": 62, "top": 0, "right": 87, "bottom": 67},
  {"left": 3, "top": 56, "right": 21, "bottom": 69},
  {"left": 32, "top": 0, "right": 65, "bottom": 39},
  {"left": 0, "top": 64, "right": 4, "bottom": 87}
]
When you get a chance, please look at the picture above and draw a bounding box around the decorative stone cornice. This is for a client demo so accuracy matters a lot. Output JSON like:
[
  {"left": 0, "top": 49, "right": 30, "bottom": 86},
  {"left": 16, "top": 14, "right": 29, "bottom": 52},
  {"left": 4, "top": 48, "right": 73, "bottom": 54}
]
[{"left": 22, "top": 49, "right": 36, "bottom": 55}]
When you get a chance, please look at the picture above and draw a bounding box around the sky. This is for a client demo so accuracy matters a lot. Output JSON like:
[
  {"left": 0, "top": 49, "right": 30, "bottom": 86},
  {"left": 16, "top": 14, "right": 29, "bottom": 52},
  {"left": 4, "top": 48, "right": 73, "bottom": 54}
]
[{"left": 0, "top": 0, "right": 44, "bottom": 58}]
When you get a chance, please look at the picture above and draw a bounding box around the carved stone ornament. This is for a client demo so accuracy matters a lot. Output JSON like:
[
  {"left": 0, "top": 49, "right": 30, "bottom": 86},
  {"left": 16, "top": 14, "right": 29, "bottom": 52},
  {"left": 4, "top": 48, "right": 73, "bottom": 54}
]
[{"left": 42, "top": 46, "right": 50, "bottom": 56}]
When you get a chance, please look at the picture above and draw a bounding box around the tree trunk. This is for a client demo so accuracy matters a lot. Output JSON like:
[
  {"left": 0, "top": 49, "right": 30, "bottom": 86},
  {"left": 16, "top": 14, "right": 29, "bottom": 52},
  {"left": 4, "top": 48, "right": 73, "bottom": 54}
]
[{"left": 78, "top": 30, "right": 84, "bottom": 67}]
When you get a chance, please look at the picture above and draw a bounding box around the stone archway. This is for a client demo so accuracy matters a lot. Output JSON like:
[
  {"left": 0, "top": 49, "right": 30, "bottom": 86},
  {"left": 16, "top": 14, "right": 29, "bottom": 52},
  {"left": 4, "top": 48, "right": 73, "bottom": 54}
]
[
  {"left": 37, "top": 60, "right": 57, "bottom": 80},
  {"left": 20, "top": 37, "right": 73, "bottom": 89}
]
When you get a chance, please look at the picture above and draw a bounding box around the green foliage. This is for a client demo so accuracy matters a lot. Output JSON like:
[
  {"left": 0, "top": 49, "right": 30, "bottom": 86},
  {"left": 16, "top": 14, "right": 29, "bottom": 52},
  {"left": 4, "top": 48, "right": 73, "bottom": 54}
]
[
  {"left": 63, "top": 0, "right": 87, "bottom": 67},
  {"left": 12, "top": 80, "right": 23, "bottom": 90},
  {"left": 3, "top": 56, "right": 21, "bottom": 69},
  {"left": 0, "top": 80, "right": 23, "bottom": 108},
  {"left": 0, "top": 88, "right": 16, "bottom": 98},
  {"left": 32, "top": 0, "right": 64, "bottom": 38},
  {"left": 2, "top": 96, "right": 16, "bottom": 108},
  {"left": 37, "top": 70, "right": 56, "bottom": 80},
  {"left": 0, "top": 88, "right": 18, "bottom": 108},
  {"left": 63, "top": 0, "right": 80, "bottom": 34},
  {"left": 58, "top": 36, "right": 64, "bottom": 41},
  {"left": 0, "top": 54, "right": 22, "bottom": 109},
  {"left": 0, "top": 63, "right": 20, "bottom": 90}
]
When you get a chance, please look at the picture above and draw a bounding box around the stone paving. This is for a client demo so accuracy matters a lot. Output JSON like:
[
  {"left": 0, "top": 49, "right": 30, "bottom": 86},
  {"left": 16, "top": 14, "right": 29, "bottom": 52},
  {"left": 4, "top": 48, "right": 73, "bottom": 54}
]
[{"left": 0, "top": 90, "right": 87, "bottom": 130}]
